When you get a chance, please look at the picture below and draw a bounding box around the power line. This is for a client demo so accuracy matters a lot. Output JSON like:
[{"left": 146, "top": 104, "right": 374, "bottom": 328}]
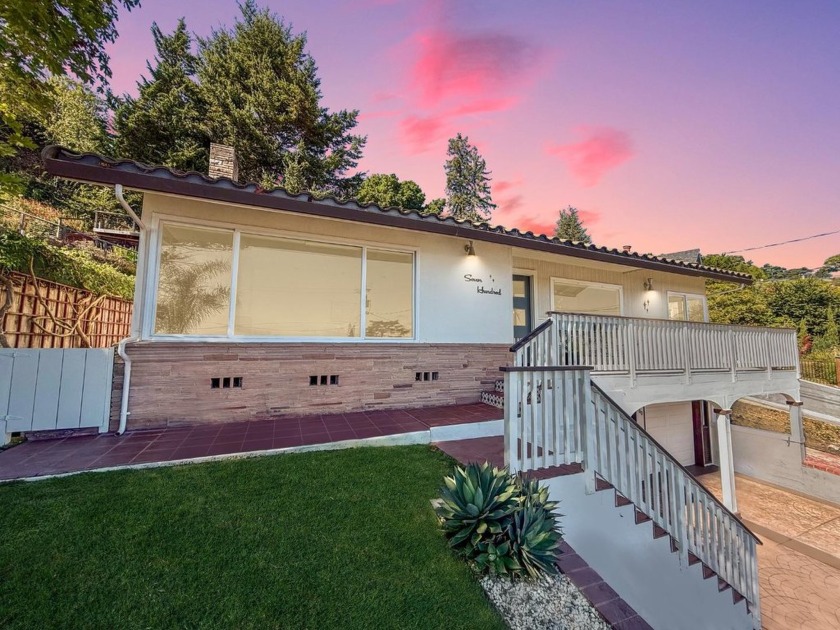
[{"left": 724, "top": 228, "right": 840, "bottom": 254}]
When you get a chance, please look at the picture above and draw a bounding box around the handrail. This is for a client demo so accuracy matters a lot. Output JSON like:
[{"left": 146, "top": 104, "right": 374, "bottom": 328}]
[
  {"left": 590, "top": 383, "right": 761, "bottom": 545},
  {"left": 510, "top": 318, "right": 552, "bottom": 352},
  {"left": 547, "top": 310, "right": 796, "bottom": 333}
]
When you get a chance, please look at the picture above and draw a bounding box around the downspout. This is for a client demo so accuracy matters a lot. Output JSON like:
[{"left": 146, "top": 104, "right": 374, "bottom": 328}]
[{"left": 115, "top": 184, "right": 147, "bottom": 435}]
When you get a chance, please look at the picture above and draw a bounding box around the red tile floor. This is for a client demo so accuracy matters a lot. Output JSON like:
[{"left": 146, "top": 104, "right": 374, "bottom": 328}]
[{"left": 0, "top": 403, "right": 500, "bottom": 481}]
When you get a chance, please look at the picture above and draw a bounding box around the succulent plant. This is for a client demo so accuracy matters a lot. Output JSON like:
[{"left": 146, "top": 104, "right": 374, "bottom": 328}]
[
  {"left": 435, "top": 463, "right": 564, "bottom": 579},
  {"left": 436, "top": 462, "right": 519, "bottom": 553},
  {"left": 508, "top": 506, "right": 562, "bottom": 578}
]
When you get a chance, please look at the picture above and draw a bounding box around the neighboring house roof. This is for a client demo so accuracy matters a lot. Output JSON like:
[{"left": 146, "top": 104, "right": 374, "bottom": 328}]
[
  {"left": 41, "top": 146, "right": 752, "bottom": 284},
  {"left": 660, "top": 248, "right": 703, "bottom": 265}
]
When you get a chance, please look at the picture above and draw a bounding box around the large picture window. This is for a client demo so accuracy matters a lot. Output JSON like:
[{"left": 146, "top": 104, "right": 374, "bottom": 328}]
[
  {"left": 235, "top": 235, "right": 363, "bottom": 337},
  {"left": 668, "top": 292, "right": 707, "bottom": 322},
  {"left": 151, "top": 221, "right": 414, "bottom": 340},
  {"left": 154, "top": 224, "right": 233, "bottom": 335},
  {"left": 550, "top": 278, "right": 622, "bottom": 316}
]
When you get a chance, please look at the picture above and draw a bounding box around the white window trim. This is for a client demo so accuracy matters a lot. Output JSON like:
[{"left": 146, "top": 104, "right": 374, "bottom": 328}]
[
  {"left": 549, "top": 277, "right": 625, "bottom": 316},
  {"left": 667, "top": 291, "right": 709, "bottom": 322},
  {"left": 144, "top": 214, "right": 417, "bottom": 343}
]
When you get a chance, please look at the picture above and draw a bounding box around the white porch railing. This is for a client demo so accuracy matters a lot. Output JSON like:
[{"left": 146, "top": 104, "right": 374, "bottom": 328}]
[
  {"left": 590, "top": 383, "right": 761, "bottom": 619},
  {"left": 514, "top": 313, "right": 798, "bottom": 382},
  {"left": 502, "top": 364, "right": 761, "bottom": 624},
  {"left": 502, "top": 367, "right": 589, "bottom": 471}
]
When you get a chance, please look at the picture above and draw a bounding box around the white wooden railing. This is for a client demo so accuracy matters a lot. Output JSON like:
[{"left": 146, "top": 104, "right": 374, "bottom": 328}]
[
  {"left": 502, "top": 367, "right": 589, "bottom": 471},
  {"left": 502, "top": 363, "right": 761, "bottom": 623},
  {"left": 590, "top": 383, "right": 761, "bottom": 619},
  {"left": 514, "top": 313, "right": 798, "bottom": 383}
]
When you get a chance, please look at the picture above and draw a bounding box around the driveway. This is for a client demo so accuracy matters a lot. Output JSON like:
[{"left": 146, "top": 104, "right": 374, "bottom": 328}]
[{"left": 700, "top": 472, "right": 840, "bottom": 629}]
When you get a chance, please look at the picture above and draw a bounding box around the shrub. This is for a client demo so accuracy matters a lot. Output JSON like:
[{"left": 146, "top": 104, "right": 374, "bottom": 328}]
[{"left": 435, "top": 462, "right": 563, "bottom": 579}]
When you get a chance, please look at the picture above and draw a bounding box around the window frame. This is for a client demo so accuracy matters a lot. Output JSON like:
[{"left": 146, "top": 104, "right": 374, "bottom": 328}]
[
  {"left": 144, "top": 213, "right": 417, "bottom": 342},
  {"left": 666, "top": 291, "right": 708, "bottom": 322},
  {"left": 549, "top": 277, "right": 625, "bottom": 316}
]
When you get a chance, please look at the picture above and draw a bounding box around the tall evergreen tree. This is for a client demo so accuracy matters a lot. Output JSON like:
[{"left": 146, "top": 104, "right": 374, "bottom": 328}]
[
  {"left": 356, "top": 173, "right": 426, "bottom": 209},
  {"left": 444, "top": 133, "right": 495, "bottom": 222},
  {"left": 45, "top": 78, "right": 111, "bottom": 154},
  {"left": 196, "top": 1, "right": 365, "bottom": 193},
  {"left": 113, "top": 20, "right": 209, "bottom": 172},
  {"left": 554, "top": 206, "right": 591, "bottom": 243}
]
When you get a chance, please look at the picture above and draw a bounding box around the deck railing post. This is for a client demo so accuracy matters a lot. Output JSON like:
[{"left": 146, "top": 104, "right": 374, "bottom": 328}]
[
  {"left": 627, "top": 319, "right": 637, "bottom": 386},
  {"left": 503, "top": 370, "right": 520, "bottom": 472}
]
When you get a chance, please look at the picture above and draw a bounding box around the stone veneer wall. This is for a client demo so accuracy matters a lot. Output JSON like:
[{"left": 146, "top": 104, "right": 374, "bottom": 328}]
[{"left": 111, "top": 342, "right": 511, "bottom": 430}]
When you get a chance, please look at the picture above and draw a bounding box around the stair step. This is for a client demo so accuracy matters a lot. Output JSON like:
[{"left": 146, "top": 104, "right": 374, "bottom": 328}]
[
  {"left": 634, "top": 509, "right": 651, "bottom": 525},
  {"left": 670, "top": 537, "right": 679, "bottom": 554},
  {"left": 652, "top": 524, "right": 668, "bottom": 539},
  {"left": 732, "top": 591, "right": 745, "bottom": 605},
  {"left": 615, "top": 492, "right": 632, "bottom": 508},
  {"left": 479, "top": 391, "right": 504, "bottom": 409},
  {"left": 688, "top": 552, "right": 700, "bottom": 566},
  {"left": 595, "top": 477, "right": 614, "bottom": 492},
  {"left": 702, "top": 565, "right": 715, "bottom": 580},
  {"left": 718, "top": 578, "right": 730, "bottom": 592},
  {"left": 494, "top": 379, "right": 504, "bottom": 393}
]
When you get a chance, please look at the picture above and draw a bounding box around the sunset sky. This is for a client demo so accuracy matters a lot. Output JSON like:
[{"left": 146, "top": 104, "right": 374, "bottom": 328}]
[{"left": 105, "top": 0, "right": 840, "bottom": 269}]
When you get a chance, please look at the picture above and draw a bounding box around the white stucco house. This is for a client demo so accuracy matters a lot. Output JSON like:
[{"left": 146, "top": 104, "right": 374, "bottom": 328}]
[{"left": 42, "top": 143, "right": 803, "bottom": 629}]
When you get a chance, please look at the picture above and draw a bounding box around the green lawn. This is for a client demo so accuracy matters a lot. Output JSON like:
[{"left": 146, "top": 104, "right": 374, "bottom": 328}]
[{"left": 0, "top": 446, "right": 505, "bottom": 629}]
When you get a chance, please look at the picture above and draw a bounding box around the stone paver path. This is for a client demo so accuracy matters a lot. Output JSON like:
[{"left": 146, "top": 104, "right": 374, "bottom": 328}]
[{"left": 700, "top": 472, "right": 840, "bottom": 629}]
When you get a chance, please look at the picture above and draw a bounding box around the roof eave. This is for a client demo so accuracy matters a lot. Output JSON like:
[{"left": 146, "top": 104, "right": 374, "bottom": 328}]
[{"left": 41, "top": 147, "right": 753, "bottom": 286}]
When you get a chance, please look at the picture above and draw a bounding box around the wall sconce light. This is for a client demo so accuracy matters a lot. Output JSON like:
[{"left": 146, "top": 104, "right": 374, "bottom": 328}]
[
  {"left": 464, "top": 240, "right": 476, "bottom": 256},
  {"left": 643, "top": 277, "right": 654, "bottom": 291}
]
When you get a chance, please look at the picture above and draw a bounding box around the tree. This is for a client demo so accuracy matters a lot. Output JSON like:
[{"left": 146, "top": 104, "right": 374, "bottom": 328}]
[
  {"left": 356, "top": 173, "right": 426, "bottom": 210},
  {"left": 554, "top": 206, "right": 591, "bottom": 243},
  {"left": 444, "top": 132, "right": 495, "bottom": 222},
  {"left": 196, "top": 1, "right": 365, "bottom": 193},
  {"left": 423, "top": 198, "right": 446, "bottom": 215},
  {"left": 0, "top": 0, "right": 139, "bottom": 194},
  {"left": 765, "top": 277, "right": 840, "bottom": 340},
  {"left": 113, "top": 20, "right": 210, "bottom": 173},
  {"left": 816, "top": 306, "right": 839, "bottom": 351},
  {"left": 45, "top": 78, "right": 111, "bottom": 154}
]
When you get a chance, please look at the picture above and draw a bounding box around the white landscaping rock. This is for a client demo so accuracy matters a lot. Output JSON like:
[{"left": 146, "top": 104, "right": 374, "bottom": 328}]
[{"left": 481, "top": 573, "right": 609, "bottom": 630}]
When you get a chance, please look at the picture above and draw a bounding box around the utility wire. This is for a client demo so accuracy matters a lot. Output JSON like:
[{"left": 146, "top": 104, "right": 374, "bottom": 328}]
[{"left": 724, "top": 229, "right": 840, "bottom": 254}]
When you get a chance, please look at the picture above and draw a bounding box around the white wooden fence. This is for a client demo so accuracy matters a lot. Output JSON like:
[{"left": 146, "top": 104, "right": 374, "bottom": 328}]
[
  {"left": 0, "top": 349, "right": 114, "bottom": 441},
  {"left": 503, "top": 364, "right": 761, "bottom": 624},
  {"left": 514, "top": 313, "right": 798, "bottom": 383}
]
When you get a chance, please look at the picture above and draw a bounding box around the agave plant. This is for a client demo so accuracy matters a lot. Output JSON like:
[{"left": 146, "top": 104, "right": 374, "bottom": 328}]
[
  {"left": 435, "top": 462, "right": 519, "bottom": 555},
  {"left": 474, "top": 540, "right": 522, "bottom": 576},
  {"left": 517, "top": 476, "right": 560, "bottom": 516},
  {"left": 508, "top": 506, "right": 562, "bottom": 578}
]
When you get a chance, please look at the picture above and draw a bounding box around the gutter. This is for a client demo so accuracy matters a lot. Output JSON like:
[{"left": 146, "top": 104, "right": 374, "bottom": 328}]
[{"left": 115, "top": 184, "right": 147, "bottom": 435}]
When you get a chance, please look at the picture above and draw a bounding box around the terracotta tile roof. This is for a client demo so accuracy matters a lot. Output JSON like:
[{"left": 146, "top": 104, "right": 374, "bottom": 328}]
[{"left": 41, "top": 145, "right": 752, "bottom": 284}]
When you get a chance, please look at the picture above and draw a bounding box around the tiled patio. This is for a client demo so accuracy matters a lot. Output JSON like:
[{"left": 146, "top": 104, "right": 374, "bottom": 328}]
[{"left": 0, "top": 403, "right": 500, "bottom": 481}]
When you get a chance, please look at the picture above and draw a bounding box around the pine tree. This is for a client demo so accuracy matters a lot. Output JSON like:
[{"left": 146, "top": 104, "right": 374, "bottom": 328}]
[
  {"left": 444, "top": 133, "right": 495, "bottom": 222},
  {"left": 554, "top": 206, "right": 591, "bottom": 243},
  {"left": 45, "top": 78, "right": 111, "bottom": 154},
  {"left": 113, "top": 19, "right": 209, "bottom": 172},
  {"left": 196, "top": 1, "right": 366, "bottom": 193}
]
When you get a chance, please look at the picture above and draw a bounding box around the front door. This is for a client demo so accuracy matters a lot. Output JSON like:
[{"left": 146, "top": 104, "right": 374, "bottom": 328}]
[
  {"left": 692, "top": 401, "right": 713, "bottom": 466},
  {"left": 513, "top": 275, "right": 533, "bottom": 341}
]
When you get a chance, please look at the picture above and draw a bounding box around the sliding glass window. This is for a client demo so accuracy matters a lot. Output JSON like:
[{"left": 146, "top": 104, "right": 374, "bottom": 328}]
[
  {"left": 154, "top": 224, "right": 233, "bottom": 335},
  {"left": 153, "top": 222, "right": 414, "bottom": 339}
]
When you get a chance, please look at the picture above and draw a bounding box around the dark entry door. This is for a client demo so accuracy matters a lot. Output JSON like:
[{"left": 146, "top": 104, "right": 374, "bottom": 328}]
[
  {"left": 692, "top": 401, "right": 713, "bottom": 466},
  {"left": 513, "top": 275, "right": 533, "bottom": 341}
]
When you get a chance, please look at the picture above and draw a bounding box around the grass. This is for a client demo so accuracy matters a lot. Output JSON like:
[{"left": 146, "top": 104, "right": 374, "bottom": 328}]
[{"left": 0, "top": 445, "right": 505, "bottom": 629}]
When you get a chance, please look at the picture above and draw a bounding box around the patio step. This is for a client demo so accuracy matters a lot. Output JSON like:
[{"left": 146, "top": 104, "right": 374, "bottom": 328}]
[{"left": 479, "top": 390, "right": 504, "bottom": 409}]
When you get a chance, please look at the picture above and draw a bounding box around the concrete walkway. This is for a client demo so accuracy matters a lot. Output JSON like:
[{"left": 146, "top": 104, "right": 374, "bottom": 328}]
[{"left": 700, "top": 472, "right": 840, "bottom": 629}]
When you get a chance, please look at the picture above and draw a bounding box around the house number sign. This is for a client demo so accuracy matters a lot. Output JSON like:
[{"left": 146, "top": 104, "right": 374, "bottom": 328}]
[{"left": 463, "top": 274, "right": 502, "bottom": 296}]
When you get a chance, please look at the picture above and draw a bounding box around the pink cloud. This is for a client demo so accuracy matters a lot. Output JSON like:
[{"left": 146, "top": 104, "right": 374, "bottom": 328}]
[
  {"left": 547, "top": 127, "right": 635, "bottom": 187},
  {"left": 578, "top": 209, "right": 601, "bottom": 225},
  {"left": 412, "top": 30, "right": 540, "bottom": 108},
  {"left": 400, "top": 114, "right": 449, "bottom": 152},
  {"left": 494, "top": 178, "right": 523, "bottom": 195}
]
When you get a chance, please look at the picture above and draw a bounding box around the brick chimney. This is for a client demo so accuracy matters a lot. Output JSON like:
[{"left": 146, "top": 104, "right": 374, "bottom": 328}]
[
  {"left": 622, "top": 245, "right": 632, "bottom": 253},
  {"left": 208, "top": 143, "right": 239, "bottom": 181}
]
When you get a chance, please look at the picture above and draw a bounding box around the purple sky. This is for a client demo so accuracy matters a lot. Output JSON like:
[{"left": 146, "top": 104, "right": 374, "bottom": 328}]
[{"left": 105, "top": 0, "right": 840, "bottom": 268}]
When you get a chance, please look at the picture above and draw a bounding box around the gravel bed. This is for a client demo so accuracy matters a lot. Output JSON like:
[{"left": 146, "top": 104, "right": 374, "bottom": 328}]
[{"left": 481, "top": 573, "right": 609, "bottom": 630}]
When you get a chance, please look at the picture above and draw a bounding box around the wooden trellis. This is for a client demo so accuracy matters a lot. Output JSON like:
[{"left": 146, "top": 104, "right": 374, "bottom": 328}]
[{"left": 1, "top": 272, "right": 132, "bottom": 348}]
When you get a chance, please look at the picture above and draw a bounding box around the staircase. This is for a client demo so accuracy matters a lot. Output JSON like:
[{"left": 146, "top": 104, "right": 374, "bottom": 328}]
[{"left": 487, "top": 320, "right": 763, "bottom": 628}]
